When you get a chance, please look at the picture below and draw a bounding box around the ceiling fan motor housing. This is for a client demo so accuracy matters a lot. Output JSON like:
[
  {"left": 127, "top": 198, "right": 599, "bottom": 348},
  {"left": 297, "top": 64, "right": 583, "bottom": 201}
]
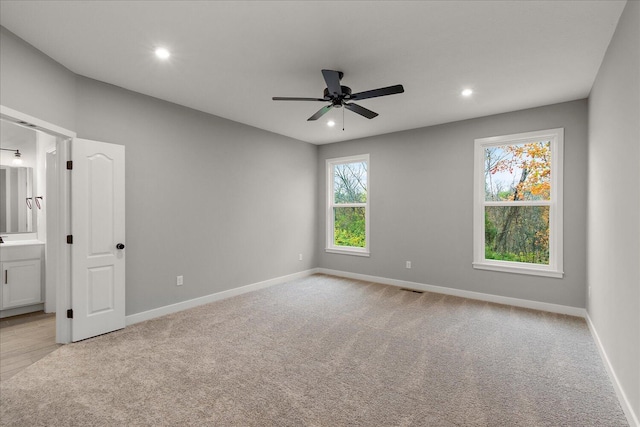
[{"left": 324, "top": 86, "right": 352, "bottom": 107}]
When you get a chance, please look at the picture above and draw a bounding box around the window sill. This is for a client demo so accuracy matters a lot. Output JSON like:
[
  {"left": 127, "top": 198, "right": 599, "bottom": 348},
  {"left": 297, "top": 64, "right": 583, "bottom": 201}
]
[
  {"left": 472, "top": 261, "right": 563, "bottom": 278},
  {"left": 325, "top": 248, "right": 370, "bottom": 257}
]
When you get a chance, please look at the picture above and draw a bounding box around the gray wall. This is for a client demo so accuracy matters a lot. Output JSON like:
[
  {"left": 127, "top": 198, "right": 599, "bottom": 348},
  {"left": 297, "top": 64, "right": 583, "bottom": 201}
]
[
  {"left": 588, "top": 0, "right": 639, "bottom": 421},
  {"left": 0, "top": 26, "right": 318, "bottom": 316},
  {"left": 75, "top": 77, "right": 318, "bottom": 314},
  {"left": 318, "top": 100, "right": 588, "bottom": 308},
  {"left": 0, "top": 27, "right": 76, "bottom": 131}
]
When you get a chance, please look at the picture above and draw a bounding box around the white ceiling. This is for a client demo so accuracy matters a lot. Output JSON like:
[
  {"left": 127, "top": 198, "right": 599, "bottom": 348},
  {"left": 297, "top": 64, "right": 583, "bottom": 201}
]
[{"left": 0, "top": 1, "right": 626, "bottom": 145}]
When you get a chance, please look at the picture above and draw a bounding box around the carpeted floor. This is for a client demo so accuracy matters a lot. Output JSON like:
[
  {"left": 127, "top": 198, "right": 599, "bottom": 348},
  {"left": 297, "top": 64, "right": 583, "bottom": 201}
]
[{"left": 0, "top": 274, "right": 628, "bottom": 426}]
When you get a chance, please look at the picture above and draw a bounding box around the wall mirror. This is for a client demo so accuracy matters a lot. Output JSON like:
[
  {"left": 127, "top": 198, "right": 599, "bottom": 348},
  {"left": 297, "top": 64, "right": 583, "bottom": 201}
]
[{"left": 0, "top": 166, "right": 35, "bottom": 233}]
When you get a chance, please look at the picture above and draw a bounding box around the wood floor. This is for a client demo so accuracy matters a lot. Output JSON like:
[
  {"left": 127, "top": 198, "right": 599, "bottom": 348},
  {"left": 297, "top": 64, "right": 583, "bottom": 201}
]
[{"left": 0, "top": 311, "right": 60, "bottom": 383}]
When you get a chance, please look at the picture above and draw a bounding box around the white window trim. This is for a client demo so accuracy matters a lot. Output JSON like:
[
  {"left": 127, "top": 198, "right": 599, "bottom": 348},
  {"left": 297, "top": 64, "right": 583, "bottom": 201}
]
[
  {"left": 473, "top": 128, "right": 564, "bottom": 278},
  {"left": 326, "top": 154, "right": 370, "bottom": 256}
]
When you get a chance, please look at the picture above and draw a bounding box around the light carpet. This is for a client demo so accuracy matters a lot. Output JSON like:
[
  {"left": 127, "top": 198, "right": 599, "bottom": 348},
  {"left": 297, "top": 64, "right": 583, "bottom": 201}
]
[{"left": 0, "top": 274, "right": 628, "bottom": 426}]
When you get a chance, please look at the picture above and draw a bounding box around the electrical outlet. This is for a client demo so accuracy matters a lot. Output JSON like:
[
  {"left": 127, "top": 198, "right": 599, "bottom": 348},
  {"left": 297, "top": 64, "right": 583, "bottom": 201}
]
[
  {"left": 176, "top": 275, "right": 183, "bottom": 286},
  {"left": 299, "top": 253, "right": 303, "bottom": 261},
  {"left": 406, "top": 261, "right": 412, "bottom": 269}
]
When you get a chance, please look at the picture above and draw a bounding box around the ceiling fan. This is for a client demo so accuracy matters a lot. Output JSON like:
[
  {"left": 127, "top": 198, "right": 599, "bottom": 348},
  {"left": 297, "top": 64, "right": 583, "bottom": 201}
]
[{"left": 272, "top": 69, "right": 404, "bottom": 121}]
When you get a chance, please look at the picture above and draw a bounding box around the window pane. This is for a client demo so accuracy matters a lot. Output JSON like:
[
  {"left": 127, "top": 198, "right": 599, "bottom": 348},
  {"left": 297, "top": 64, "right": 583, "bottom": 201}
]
[
  {"left": 484, "top": 206, "right": 549, "bottom": 264},
  {"left": 334, "top": 162, "right": 367, "bottom": 204},
  {"left": 334, "top": 207, "right": 366, "bottom": 248},
  {"left": 484, "top": 141, "right": 551, "bottom": 202}
]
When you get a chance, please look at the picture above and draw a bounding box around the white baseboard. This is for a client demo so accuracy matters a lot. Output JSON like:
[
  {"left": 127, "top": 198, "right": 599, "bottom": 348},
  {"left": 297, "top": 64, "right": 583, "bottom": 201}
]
[
  {"left": 586, "top": 313, "right": 639, "bottom": 427},
  {"left": 126, "top": 267, "right": 584, "bottom": 325},
  {"left": 317, "top": 268, "right": 586, "bottom": 317},
  {"left": 126, "top": 268, "right": 319, "bottom": 326}
]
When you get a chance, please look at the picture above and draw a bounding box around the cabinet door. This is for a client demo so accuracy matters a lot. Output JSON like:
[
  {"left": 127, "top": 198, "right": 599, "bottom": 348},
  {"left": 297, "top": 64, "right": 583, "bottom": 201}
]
[{"left": 1, "top": 260, "right": 42, "bottom": 309}]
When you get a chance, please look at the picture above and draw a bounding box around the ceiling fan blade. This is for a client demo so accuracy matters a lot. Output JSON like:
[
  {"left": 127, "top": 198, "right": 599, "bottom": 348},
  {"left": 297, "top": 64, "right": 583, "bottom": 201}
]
[
  {"left": 307, "top": 105, "right": 333, "bottom": 121},
  {"left": 350, "top": 84, "right": 404, "bottom": 101},
  {"left": 272, "top": 97, "right": 326, "bottom": 101},
  {"left": 322, "top": 69, "right": 343, "bottom": 97},
  {"left": 344, "top": 103, "right": 379, "bottom": 119}
]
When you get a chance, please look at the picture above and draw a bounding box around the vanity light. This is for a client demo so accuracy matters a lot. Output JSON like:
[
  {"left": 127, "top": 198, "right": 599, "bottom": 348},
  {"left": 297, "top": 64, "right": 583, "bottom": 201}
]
[
  {"left": 155, "top": 47, "right": 170, "bottom": 60},
  {"left": 0, "top": 148, "right": 23, "bottom": 165},
  {"left": 327, "top": 120, "right": 336, "bottom": 127},
  {"left": 12, "top": 151, "right": 22, "bottom": 165},
  {"left": 461, "top": 88, "right": 473, "bottom": 97}
]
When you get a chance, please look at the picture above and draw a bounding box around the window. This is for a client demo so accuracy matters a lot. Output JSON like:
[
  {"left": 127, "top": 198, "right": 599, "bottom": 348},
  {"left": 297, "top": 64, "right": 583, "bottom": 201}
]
[
  {"left": 473, "top": 128, "right": 563, "bottom": 278},
  {"left": 326, "top": 154, "right": 370, "bottom": 256}
]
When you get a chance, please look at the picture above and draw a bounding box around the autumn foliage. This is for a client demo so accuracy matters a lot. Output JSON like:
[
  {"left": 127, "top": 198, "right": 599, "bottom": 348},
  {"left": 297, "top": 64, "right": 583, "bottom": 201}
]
[{"left": 484, "top": 141, "right": 551, "bottom": 264}]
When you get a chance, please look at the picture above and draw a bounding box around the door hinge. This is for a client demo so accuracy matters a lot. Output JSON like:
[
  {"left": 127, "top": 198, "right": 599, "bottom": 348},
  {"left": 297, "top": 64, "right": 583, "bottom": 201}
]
[
  {"left": 67, "top": 309, "right": 73, "bottom": 319},
  {"left": 66, "top": 235, "right": 73, "bottom": 244},
  {"left": 66, "top": 160, "right": 73, "bottom": 170}
]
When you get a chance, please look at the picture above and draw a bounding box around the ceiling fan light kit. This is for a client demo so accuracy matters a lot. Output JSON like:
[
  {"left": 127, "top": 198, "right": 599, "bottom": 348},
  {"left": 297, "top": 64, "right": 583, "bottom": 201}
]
[{"left": 272, "top": 69, "right": 404, "bottom": 122}]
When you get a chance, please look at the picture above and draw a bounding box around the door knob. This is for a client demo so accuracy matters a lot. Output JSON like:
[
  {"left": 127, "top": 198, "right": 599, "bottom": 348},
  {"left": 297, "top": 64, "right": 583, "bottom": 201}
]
[{"left": 116, "top": 243, "right": 125, "bottom": 250}]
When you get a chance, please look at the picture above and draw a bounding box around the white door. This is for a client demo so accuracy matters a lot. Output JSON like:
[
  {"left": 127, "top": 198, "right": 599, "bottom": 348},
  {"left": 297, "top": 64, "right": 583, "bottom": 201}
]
[{"left": 71, "top": 138, "right": 125, "bottom": 342}]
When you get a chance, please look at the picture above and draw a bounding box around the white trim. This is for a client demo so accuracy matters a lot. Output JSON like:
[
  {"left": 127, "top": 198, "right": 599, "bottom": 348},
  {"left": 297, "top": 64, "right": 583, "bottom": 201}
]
[
  {"left": 484, "top": 200, "right": 552, "bottom": 207},
  {"left": 0, "top": 106, "right": 75, "bottom": 138},
  {"left": 44, "top": 147, "right": 58, "bottom": 314},
  {"left": 326, "top": 154, "right": 369, "bottom": 166},
  {"left": 126, "top": 268, "right": 319, "bottom": 326},
  {"left": 473, "top": 128, "right": 564, "bottom": 277},
  {"left": 475, "top": 128, "right": 565, "bottom": 147},
  {"left": 329, "top": 203, "right": 366, "bottom": 208},
  {"left": 586, "top": 313, "right": 640, "bottom": 427},
  {"left": 326, "top": 154, "right": 370, "bottom": 255},
  {"left": 56, "top": 137, "right": 72, "bottom": 343},
  {"left": 317, "top": 268, "right": 585, "bottom": 317},
  {"left": 325, "top": 248, "right": 370, "bottom": 257},
  {"left": 472, "top": 261, "right": 563, "bottom": 278}
]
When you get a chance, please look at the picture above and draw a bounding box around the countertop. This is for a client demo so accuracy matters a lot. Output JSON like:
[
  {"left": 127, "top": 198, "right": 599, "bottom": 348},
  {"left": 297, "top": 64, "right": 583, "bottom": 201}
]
[{"left": 0, "top": 240, "right": 45, "bottom": 247}]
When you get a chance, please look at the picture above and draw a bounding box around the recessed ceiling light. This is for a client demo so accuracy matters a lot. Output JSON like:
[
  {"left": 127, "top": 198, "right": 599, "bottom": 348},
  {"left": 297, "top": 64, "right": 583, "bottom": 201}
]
[
  {"left": 461, "top": 88, "right": 473, "bottom": 97},
  {"left": 327, "top": 120, "right": 336, "bottom": 127},
  {"left": 155, "top": 47, "right": 170, "bottom": 60}
]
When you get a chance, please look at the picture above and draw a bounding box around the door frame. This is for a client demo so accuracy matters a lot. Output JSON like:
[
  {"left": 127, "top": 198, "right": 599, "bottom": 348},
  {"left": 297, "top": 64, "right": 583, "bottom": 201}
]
[{"left": 1, "top": 105, "right": 75, "bottom": 343}]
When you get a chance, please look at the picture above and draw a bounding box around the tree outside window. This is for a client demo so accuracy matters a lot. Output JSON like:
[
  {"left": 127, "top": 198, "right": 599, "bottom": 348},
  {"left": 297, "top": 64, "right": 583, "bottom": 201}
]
[
  {"left": 484, "top": 141, "right": 551, "bottom": 264},
  {"left": 326, "top": 155, "right": 370, "bottom": 256},
  {"left": 474, "top": 129, "right": 563, "bottom": 278}
]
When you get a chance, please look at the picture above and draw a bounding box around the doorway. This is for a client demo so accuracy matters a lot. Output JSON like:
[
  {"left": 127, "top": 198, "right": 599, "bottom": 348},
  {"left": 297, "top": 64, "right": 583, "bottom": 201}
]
[
  {"left": 1, "top": 105, "right": 75, "bottom": 344},
  {"left": 1, "top": 105, "right": 127, "bottom": 345}
]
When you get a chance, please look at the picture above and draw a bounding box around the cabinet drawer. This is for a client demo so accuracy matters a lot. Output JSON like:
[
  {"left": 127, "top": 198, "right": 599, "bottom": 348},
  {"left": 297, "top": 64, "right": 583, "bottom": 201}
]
[{"left": 0, "top": 243, "right": 43, "bottom": 262}]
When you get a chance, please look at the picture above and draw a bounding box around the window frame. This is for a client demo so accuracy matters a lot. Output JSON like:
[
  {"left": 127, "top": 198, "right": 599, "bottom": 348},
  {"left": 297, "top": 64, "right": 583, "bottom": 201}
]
[
  {"left": 473, "top": 128, "right": 564, "bottom": 278},
  {"left": 326, "top": 154, "right": 370, "bottom": 257}
]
